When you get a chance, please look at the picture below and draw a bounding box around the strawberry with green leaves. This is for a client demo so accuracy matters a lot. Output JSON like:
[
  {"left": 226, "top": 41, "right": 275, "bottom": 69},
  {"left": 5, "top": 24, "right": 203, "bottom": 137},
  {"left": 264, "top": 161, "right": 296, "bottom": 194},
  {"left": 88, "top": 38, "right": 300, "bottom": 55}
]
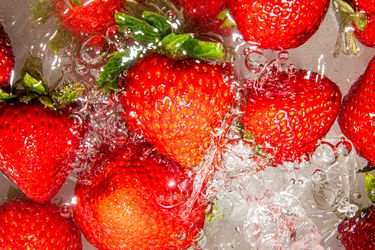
[
  {"left": 99, "top": 6, "right": 235, "bottom": 170},
  {"left": 0, "top": 57, "right": 84, "bottom": 203},
  {"left": 52, "top": 0, "right": 125, "bottom": 39},
  {"left": 73, "top": 144, "right": 206, "bottom": 249},
  {"left": 228, "top": 0, "right": 330, "bottom": 50},
  {"left": 241, "top": 69, "right": 341, "bottom": 164},
  {"left": 334, "top": 0, "right": 375, "bottom": 54},
  {"left": 0, "top": 23, "right": 14, "bottom": 89},
  {"left": 339, "top": 56, "right": 375, "bottom": 166},
  {"left": 0, "top": 199, "right": 82, "bottom": 249}
]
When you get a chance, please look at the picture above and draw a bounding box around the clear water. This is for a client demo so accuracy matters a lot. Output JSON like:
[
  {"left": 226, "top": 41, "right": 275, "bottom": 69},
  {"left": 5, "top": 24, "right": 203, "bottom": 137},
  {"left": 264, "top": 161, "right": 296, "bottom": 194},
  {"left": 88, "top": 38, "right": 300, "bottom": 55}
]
[{"left": 0, "top": 0, "right": 375, "bottom": 249}]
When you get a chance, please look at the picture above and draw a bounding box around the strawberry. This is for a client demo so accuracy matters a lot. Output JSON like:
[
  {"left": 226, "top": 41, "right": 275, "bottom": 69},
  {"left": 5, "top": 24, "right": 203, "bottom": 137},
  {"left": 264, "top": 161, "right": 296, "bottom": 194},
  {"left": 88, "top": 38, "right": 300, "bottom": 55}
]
[
  {"left": 228, "top": 0, "right": 330, "bottom": 50},
  {"left": 338, "top": 56, "right": 375, "bottom": 166},
  {"left": 0, "top": 199, "right": 82, "bottom": 249},
  {"left": 171, "top": 0, "right": 229, "bottom": 34},
  {"left": 52, "top": 0, "right": 125, "bottom": 39},
  {"left": 337, "top": 206, "right": 375, "bottom": 250},
  {"left": 0, "top": 102, "right": 83, "bottom": 202},
  {"left": 119, "top": 53, "right": 234, "bottom": 170},
  {"left": 73, "top": 146, "right": 206, "bottom": 249},
  {"left": 0, "top": 23, "right": 14, "bottom": 89},
  {"left": 240, "top": 70, "right": 341, "bottom": 164},
  {"left": 348, "top": 0, "right": 375, "bottom": 47}
]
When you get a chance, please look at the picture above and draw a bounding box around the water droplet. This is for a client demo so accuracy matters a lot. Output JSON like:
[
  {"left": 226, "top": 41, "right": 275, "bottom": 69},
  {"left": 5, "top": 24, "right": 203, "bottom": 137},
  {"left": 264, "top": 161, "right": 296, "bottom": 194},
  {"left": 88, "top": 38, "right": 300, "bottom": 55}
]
[
  {"left": 165, "top": 9, "right": 177, "bottom": 21},
  {"left": 312, "top": 169, "right": 326, "bottom": 183},
  {"left": 311, "top": 142, "right": 337, "bottom": 167},
  {"left": 336, "top": 140, "right": 352, "bottom": 156},
  {"left": 353, "top": 192, "right": 362, "bottom": 199},
  {"left": 245, "top": 51, "right": 267, "bottom": 74},
  {"left": 278, "top": 51, "right": 289, "bottom": 62},
  {"left": 59, "top": 204, "right": 73, "bottom": 218},
  {"left": 290, "top": 178, "right": 296, "bottom": 184},
  {"left": 80, "top": 35, "right": 109, "bottom": 66}
]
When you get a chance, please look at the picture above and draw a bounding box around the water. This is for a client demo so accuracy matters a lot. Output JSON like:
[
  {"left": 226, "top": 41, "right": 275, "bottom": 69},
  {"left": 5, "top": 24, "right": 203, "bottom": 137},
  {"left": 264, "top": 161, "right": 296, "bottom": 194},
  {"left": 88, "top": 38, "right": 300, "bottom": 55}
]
[{"left": 1, "top": 0, "right": 375, "bottom": 249}]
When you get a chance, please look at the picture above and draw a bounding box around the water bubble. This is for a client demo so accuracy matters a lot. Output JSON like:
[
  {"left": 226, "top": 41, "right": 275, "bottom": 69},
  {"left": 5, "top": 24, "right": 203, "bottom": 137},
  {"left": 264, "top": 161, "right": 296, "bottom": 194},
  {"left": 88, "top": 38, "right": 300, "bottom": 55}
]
[
  {"left": 245, "top": 51, "right": 267, "bottom": 74},
  {"left": 311, "top": 142, "right": 337, "bottom": 167},
  {"left": 336, "top": 140, "right": 352, "bottom": 156},
  {"left": 165, "top": 9, "right": 177, "bottom": 21},
  {"left": 80, "top": 35, "right": 109, "bottom": 66},
  {"left": 278, "top": 51, "right": 289, "bottom": 62},
  {"left": 312, "top": 169, "right": 327, "bottom": 183},
  {"left": 353, "top": 192, "right": 362, "bottom": 199},
  {"left": 59, "top": 204, "right": 73, "bottom": 218}
]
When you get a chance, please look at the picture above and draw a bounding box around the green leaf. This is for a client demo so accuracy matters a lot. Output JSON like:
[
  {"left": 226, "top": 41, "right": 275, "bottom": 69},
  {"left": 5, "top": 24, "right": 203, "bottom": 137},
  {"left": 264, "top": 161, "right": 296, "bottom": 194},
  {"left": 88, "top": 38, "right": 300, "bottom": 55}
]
[
  {"left": 19, "top": 93, "right": 39, "bottom": 103},
  {"left": 0, "top": 88, "right": 16, "bottom": 100},
  {"left": 98, "top": 48, "right": 143, "bottom": 92},
  {"left": 218, "top": 9, "right": 237, "bottom": 29},
  {"left": 160, "top": 33, "right": 193, "bottom": 57},
  {"left": 70, "top": 0, "right": 82, "bottom": 6},
  {"left": 48, "top": 28, "right": 73, "bottom": 54},
  {"left": 22, "top": 73, "right": 47, "bottom": 95},
  {"left": 365, "top": 173, "right": 375, "bottom": 203},
  {"left": 142, "top": 11, "right": 172, "bottom": 37},
  {"left": 115, "top": 13, "right": 161, "bottom": 43},
  {"left": 51, "top": 82, "right": 84, "bottom": 108},
  {"left": 38, "top": 96, "right": 55, "bottom": 109},
  {"left": 20, "top": 56, "right": 44, "bottom": 81},
  {"left": 180, "top": 38, "right": 224, "bottom": 60},
  {"left": 31, "top": 0, "right": 54, "bottom": 24}
]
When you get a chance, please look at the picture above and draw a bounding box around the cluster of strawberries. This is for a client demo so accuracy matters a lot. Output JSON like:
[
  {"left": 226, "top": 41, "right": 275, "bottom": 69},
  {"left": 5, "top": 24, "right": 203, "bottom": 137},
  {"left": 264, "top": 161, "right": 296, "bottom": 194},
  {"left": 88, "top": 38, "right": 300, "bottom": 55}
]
[{"left": 0, "top": 0, "right": 374, "bottom": 249}]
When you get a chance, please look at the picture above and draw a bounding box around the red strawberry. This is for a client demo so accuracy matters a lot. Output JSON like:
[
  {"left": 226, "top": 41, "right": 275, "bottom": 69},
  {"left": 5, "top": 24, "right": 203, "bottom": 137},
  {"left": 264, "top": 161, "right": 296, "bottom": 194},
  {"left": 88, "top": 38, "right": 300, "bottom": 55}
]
[
  {"left": 349, "top": 0, "right": 375, "bottom": 47},
  {"left": 52, "top": 0, "right": 125, "bottom": 39},
  {"left": 0, "top": 102, "right": 83, "bottom": 203},
  {"left": 337, "top": 206, "right": 375, "bottom": 250},
  {"left": 120, "top": 53, "right": 234, "bottom": 170},
  {"left": 171, "top": 0, "right": 229, "bottom": 34},
  {"left": 339, "top": 56, "right": 375, "bottom": 166},
  {"left": 0, "top": 199, "right": 82, "bottom": 249},
  {"left": 73, "top": 146, "right": 206, "bottom": 249},
  {"left": 241, "top": 70, "right": 341, "bottom": 164},
  {"left": 0, "top": 23, "right": 14, "bottom": 89},
  {"left": 228, "top": 0, "right": 330, "bottom": 50}
]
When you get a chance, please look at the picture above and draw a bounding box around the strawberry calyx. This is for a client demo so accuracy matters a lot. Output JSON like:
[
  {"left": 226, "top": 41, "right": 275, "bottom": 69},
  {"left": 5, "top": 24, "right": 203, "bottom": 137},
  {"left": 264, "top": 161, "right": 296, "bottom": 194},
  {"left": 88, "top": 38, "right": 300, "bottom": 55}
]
[
  {"left": 0, "top": 56, "right": 84, "bottom": 109},
  {"left": 334, "top": 0, "right": 368, "bottom": 56},
  {"left": 365, "top": 173, "right": 375, "bottom": 203},
  {"left": 217, "top": 9, "right": 237, "bottom": 30},
  {"left": 98, "top": 2, "right": 226, "bottom": 92}
]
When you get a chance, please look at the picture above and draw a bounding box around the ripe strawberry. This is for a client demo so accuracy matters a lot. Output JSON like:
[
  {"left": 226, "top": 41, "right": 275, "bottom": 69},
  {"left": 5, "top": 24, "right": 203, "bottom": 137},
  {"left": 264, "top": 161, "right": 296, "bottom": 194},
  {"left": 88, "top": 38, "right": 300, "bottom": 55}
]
[
  {"left": 73, "top": 146, "right": 206, "bottom": 249},
  {"left": 228, "top": 0, "right": 330, "bottom": 50},
  {"left": 171, "top": 0, "right": 229, "bottom": 34},
  {"left": 339, "top": 56, "right": 375, "bottom": 166},
  {"left": 0, "top": 199, "right": 82, "bottom": 249},
  {"left": 0, "top": 23, "right": 14, "bottom": 89},
  {"left": 349, "top": 0, "right": 375, "bottom": 47},
  {"left": 52, "top": 0, "right": 125, "bottom": 39},
  {"left": 241, "top": 70, "right": 341, "bottom": 164},
  {"left": 120, "top": 53, "right": 234, "bottom": 170},
  {"left": 0, "top": 102, "right": 83, "bottom": 203},
  {"left": 337, "top": 206, "right": 375, "bottom": 250}
]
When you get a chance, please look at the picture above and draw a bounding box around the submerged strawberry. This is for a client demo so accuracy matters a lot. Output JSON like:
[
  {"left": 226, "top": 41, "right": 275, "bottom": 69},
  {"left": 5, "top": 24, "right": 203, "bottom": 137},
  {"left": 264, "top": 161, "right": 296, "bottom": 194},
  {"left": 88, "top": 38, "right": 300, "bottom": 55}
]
[
  {"left": 52, "top": 0, "right": 125, "bottom": 39},
  {"left": 339, "top": 56, "right": 375, "bottom": 166},
  {"left": 0, "top": 23, "right": 14, "bottom": 89},
  {"left": 241, "top": 70, "right": 341, "bottom": 164},
  {"left": 120, "top": 53, "right": 234, "bottom": 170},
  {"left": 171, "top": 0, "right": 229, "bottom": 34},
  {"left": 0, "top": 199, "right": 82, "bottom": 249},
  {"left": 73, "top": 146, "right": 206, "bottom": 249},
  {"left": 228, "top": 0, "right": 330, "bottom": 50},
  {"left": 337, "top": 206, "right": 375, "bottom": 250},
  {"left": 0, "top": 102, "right": 83, "bottom": 202}
]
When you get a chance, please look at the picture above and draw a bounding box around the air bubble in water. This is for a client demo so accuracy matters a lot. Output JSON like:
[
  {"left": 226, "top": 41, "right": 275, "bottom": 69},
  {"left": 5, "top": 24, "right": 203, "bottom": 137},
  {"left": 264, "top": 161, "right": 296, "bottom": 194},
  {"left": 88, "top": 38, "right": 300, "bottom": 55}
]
[
  {"left": 59, "top": 204, "right": 73, "bottom": 218},
  {"left": 311, "top": 143, "right": 337, "bottom": 167},
  {"left": 245, "top": 51, "right": 267, "bottom": 74},
  {"left": 278, "top": 51, "right": 289, "bottom": 62},
  {"left": 80, "top": 35, "right": 109, "bottom": 66}
]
